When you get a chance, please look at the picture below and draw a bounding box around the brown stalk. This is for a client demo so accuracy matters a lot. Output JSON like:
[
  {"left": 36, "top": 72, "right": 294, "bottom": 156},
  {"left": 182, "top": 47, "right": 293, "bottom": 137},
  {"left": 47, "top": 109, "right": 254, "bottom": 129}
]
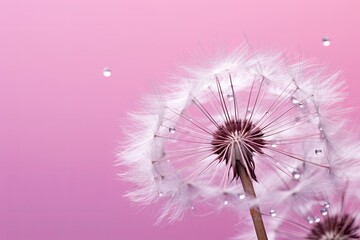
[{"left": 235, "top": 147, "right": 268, "bottom": 240}]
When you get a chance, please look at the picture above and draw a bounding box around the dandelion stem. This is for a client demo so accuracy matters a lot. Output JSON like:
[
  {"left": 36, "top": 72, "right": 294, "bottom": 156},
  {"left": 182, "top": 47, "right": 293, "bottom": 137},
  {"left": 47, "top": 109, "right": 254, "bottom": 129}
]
[{"left": 235, "top": 147, "right": 268, "bottom": 240}]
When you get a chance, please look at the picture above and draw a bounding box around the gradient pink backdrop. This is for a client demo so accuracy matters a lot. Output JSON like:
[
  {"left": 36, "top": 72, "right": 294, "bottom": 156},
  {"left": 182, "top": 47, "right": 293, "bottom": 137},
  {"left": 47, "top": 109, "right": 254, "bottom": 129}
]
[{"left": 1, "top": 1, "right": 359, "bottom": 239}]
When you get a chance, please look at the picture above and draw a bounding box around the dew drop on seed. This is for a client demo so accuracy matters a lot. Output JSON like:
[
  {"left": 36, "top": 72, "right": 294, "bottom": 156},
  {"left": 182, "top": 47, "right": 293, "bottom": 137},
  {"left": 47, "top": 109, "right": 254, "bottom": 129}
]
[
  {"left": 246, "top": 108, "right": 252, "bottom": 118},
  {"left": 320, "top": 208, "right": 328, "bottom": 216},
  {"left": 227, "top": 94, "right": 234, "bottom": 101},
  {"left": 158, "top": 191, "right": 163, "bottom": 197},
  {"left": 291, "top": 97, "right": 300, "bottom": 104},
  {"left": 314, "top": 216, "right": 321, "bottom": 223},
  {"left": 169, "top": 127, "right": 176, "bottom": 133},
  {"left": 102, "top": 68, "right": 112, "bottom": 77},
  {"left": 292, "top": 169, "right": 301, "bottom": 180},
  {"left": 322, "top": 37, "right": 331, "bottom": 47},
  {"left": 238, "top": 193, "right": 246, "bottom": 200},
  {"left": 223, "top": 200, "right": 229, "bottom": 205},
  {"left": 315, "top": 149, "right": 323, "bottom": 155},
  {"left": 270, "top": 209, "right": 277, "bottom": 217},
  {"left": 307, "top": 216, "right": 314, "bottom": 224}
]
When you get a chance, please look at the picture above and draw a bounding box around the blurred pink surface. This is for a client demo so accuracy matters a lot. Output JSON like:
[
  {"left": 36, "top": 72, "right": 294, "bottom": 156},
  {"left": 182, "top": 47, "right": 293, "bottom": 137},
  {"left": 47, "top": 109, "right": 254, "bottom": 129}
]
[{"left": 1, "top": 0, "right": 359, "bottom": 239}]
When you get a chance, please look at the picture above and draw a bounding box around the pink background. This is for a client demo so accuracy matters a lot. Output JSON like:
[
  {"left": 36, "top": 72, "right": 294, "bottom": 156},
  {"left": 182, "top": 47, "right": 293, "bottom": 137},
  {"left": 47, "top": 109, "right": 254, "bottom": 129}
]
[{"left": 1, "top": 1, "right": 359, "bottom": 239}]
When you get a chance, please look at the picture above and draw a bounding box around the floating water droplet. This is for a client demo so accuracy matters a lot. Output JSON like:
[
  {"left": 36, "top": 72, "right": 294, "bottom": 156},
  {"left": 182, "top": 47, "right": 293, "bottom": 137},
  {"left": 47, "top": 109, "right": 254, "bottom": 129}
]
[
  {"left": 315, "top": 149, "right": 323, "bottom": 155},
  {"left": 168, "top": 127, "right": 176, "bottom": 133},
  {"left": 102, "top": 68, "right": 112, "bottom": 77},
  {"left": 320, "top": 208, "right": 328, "bottom": 216},
  {"left": 307, "top": 216, "right": 314, "bottom": 224},
  {"left": 270, "top": 209, "right": 277, "bottom": 217},
  {"left": 158, "top": 191, "right": 163, "bottom": 197},
  {"left": 291, "top": 97, "right": 300, "bottom": 104},
  {"left": 227, "top": 94, "right": 234, "bottom": 101},
  {"left": 322, "top": 37, "right": 331, "bottom": 47},
  {"left": 238, "top": 193, "right": 246, "bottom": 200},
  {"left": 292, "top": 169, "right": 301, "bottom": 180},
  {"left": 314, "top": 216, "right": 321, "bottom": 223},
  {"left": 223, "top": 200, "right": 229, "bottom": 205}
]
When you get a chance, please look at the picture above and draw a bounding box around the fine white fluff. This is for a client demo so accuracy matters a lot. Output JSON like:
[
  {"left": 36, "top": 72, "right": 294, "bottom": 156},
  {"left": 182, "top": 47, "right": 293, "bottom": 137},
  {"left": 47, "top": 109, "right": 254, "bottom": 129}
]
[{"left": 116, "top": 46, "right": 358, "bottom": 237}]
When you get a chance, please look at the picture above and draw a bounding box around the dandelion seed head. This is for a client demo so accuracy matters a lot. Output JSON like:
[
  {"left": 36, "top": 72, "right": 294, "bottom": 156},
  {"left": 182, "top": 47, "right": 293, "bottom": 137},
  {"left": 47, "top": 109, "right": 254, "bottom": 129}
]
[
  {"left": 211, "top": 119, "right": 266, "bottom": 181},
  {"left": 307, "top": 214, "right": 360, "bottom": 240},
  {"left": 263, "top": 180, "right": 360, "bottom": 240}
]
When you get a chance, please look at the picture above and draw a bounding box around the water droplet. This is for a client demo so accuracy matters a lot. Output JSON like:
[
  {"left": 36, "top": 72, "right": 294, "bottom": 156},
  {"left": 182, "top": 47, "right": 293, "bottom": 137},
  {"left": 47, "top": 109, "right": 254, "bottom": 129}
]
[
  {"left": 299, "top": 103, "right": 305, "bottom": 108},
  {"left": 322, "top": 37, "right": 331, "bottom": 47},
  {"left": 190, "top": 206, "right": 195, "bottom": 210},
  {"left": 102, "top": 68, "right": 112, "bottom": 77},
  {"left": 158, "top": 191, "right": 163, "bottom": 197},
  {"left": 314, "top": 216, "right": 321, "bottom": 223},
  {"left": 313, "top": 116, "right": 320, "bottom": 124},
  {"left": 223, "top": 200, "right": 229, "bottom": 205},
  {"left": 323, "top": 202, "right": 330, "bottom": 208},
  {"left": 270, "top": 209, "right": 277, "bottom": 217},
  {"left": 238, "top": 193, "right": 246, "bottom": 200},
  {"left": 271, "top": 142, "right": 277, "bottom": 148},
  {"left": 168, "top": 127, "right": 176, "bottom": 133},
  {"left": 291, "top": 97, "right": 300, "bottom": 104},
  {"left": 315, "top": 149, "right": 323, "bottom": 155},
  {"left": 227, "top": 94, "right": 234, "bottom": 101},
  {"left": 292, "top": 169, "right": 301, "bottom": 180},
  {"left": 246, "top": 108, "right": 252, "bottom": 118},
  {"left": 320, "top": 208, "right": 328, "bottom": 216},
  {"left": 307, "top": 216, "right": 314, "bottom": 224}
]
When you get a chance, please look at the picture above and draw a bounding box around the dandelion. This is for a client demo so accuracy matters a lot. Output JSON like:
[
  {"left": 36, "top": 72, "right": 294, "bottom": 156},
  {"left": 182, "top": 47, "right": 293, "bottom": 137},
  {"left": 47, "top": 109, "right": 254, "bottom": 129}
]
[{"left": 117, "top": 47, "right": 348, "bottom": 239}]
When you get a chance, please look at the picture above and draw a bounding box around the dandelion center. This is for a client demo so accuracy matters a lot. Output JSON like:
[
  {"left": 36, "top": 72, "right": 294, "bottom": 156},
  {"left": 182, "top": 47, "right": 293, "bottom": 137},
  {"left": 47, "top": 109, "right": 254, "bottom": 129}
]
[
  {"left": 307, "top": 214, "right": 360, "bottom": 240},
  {"left": 211, "top": 119, "right": 265, "bottom": 182}
]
